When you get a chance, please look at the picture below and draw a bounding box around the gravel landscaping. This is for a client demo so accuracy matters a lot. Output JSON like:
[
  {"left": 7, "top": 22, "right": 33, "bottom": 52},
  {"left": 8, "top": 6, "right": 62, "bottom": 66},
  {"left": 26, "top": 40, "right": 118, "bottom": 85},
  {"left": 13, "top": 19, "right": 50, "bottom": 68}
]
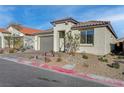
[{"left": 1, "top": 51, "right": 124, "bottom": 81}]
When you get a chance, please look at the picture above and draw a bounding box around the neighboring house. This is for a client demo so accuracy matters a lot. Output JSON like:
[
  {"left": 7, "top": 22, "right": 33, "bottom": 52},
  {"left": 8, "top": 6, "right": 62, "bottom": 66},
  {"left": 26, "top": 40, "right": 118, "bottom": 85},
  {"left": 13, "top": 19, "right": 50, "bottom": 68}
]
[
  {"left": 0, "top": 24, "right": 45, "bottom": 49},
  {"left": 35, "top": 17, "right": 117, "bottom": 55},
  {"left": 0, "top": 28, "right": 10, "bottom": 48}
]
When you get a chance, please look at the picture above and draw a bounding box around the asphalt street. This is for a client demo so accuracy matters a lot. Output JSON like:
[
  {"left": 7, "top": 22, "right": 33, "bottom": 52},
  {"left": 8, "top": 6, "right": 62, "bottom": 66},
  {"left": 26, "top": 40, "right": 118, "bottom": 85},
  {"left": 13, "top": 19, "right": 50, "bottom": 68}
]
[{"left": 0, "top": 58, "right": 108, "bottom": 87}]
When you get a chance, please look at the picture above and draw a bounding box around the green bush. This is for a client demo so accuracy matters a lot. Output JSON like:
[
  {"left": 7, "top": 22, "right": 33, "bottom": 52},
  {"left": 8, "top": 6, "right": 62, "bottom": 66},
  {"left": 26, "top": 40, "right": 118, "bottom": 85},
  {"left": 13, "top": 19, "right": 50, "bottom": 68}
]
[
  {"left": 21, "top": 48, "right": 26, "bottom": 52},
  {"left": 112, "top": 62, "right": 120, "bottom": 69},
  {"left": 82, "top": 55, "right": 88, "bottom": 59},
  {"left": 98, "top": 56, "right": 108, "bottom": 63},
  {"left": 104, "top": 59, "right": 108, "bottom": 62},
  {"left": 103, "top": 55, "right": 106, "bottom": 57},
  {"left": 118, "top": 56, "right": 124, "bottom": 59},
  {"left": 107, "top": 62, "right": 120, "bottom": 69}
]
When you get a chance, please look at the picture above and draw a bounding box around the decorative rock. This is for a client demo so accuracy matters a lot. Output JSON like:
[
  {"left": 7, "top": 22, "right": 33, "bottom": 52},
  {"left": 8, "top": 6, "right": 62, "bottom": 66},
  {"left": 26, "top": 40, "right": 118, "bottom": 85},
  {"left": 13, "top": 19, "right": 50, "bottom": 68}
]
[{"left": 62, "top": 64, "right": 76, "bottom": 70}]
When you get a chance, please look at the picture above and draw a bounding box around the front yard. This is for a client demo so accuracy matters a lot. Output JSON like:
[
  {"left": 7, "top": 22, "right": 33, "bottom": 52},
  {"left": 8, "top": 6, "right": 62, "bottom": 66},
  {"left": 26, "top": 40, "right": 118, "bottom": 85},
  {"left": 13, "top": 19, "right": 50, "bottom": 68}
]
[{"left": 1, "top": 51, "right": 124, "bottom": 81}]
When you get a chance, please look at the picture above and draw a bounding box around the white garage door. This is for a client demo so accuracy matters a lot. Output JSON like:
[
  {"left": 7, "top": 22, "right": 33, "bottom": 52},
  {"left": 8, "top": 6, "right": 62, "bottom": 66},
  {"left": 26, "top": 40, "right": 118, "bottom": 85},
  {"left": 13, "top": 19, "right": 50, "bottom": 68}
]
[{"left": 40, "top": 35, "right": 53, "bottom": 52}]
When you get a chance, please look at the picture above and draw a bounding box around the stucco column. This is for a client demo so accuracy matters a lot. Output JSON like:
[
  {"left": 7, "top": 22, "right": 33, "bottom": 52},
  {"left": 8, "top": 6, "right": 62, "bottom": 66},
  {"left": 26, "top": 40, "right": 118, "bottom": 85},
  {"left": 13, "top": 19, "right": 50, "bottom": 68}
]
[
  {"left": 53, "top": 30, "right": 59, "bottom": 52},
  {"left": 34, "top": 36, "right": 38, "bottom": 50},
  {"left": 1, "top": 35, "right": 5, "bottom": 48}
]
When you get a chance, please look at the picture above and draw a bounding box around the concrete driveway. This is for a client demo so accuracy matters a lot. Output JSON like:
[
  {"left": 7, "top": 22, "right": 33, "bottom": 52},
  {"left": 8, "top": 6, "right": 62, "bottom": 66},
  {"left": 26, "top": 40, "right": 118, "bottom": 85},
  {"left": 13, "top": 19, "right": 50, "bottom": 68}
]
[{"left": 0, "top": 58, "right": 108, "bottom": 87}]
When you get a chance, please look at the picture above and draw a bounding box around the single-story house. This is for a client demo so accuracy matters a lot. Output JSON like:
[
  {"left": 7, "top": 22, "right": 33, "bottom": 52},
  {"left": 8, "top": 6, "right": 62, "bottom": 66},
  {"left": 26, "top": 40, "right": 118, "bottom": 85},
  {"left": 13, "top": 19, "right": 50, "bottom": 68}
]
[
  {"left": 0, "top": 17, "right": 119, "bottom": 55},
  {"left": 35, "top": 17, "right": 118, "bottom": 55},
  {"left": 0, "top": 24, "right": 45, "bottom": 49},
  {"left": 0, "top": 28, "right": 11, "bottom": 48}
]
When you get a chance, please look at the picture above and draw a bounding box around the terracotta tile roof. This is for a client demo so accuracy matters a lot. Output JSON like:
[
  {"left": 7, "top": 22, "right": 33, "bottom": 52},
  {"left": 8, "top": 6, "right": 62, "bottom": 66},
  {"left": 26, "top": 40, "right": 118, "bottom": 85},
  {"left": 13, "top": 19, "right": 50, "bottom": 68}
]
[
  {"left": 72, "top": 21, "right": 117, "bottom": 38},
  {"left": 51, "top": 17, "right": 79, "bottom": 24},
  {"left": 0, "top": 28, "right": 10, "bottom": 34},
  {"left": 10, "top": 24, "right": 45, "bottom": 35},
  {"left": 0, "top": 28, "right": 5, "bottom": 32},
  {"left": 72, "top": 21, "right": 110, "bottom": 29},
  {"left": 33, "top": 28, "right": 53, "bottom": 35}
]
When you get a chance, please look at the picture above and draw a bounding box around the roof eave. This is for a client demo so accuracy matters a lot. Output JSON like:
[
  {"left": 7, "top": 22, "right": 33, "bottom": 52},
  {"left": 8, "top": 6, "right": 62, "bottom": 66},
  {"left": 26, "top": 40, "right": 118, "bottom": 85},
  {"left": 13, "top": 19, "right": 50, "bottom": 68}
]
[
  {"left": 71, "top": 24, "right": 117, "bottom": 39},
  {"left": 51, "top": 18, "right": 79, "bottom": 25}
]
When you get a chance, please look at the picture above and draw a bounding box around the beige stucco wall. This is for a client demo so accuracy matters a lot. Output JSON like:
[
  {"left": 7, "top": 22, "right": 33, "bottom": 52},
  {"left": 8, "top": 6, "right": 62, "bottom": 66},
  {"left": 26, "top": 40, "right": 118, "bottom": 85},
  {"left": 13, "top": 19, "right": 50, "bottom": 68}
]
[
  {"left": 53, "top": 22, "right": 75, "bottom": 52},
  {"left": 75, "top": 27, "right": 117, "bottom": 55},
  {"left": 104, "top": 27, "right": 117, "bottom": 54},
  {"left": 0, "top": 32, "right": 5, "bottom": 48},
  {"left": 0, "top": 32, "right": 11, "bottom": 48},
  {"left": 53, "top": 21, "right": 117, "bottom": 55}
]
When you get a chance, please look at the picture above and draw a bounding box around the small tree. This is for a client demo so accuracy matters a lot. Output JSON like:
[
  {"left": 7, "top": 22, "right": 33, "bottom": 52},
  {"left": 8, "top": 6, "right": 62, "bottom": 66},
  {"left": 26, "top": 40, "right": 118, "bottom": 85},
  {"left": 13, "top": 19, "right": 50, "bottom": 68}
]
[
  {"left": 5, "top": 35, "right": 23, "bottom": 49},
  {"left": 4, "top": 36, "right": 11, "bottom": 48},
  {"left": 64, "top": 31, "right": 80, "bottom": 54}
]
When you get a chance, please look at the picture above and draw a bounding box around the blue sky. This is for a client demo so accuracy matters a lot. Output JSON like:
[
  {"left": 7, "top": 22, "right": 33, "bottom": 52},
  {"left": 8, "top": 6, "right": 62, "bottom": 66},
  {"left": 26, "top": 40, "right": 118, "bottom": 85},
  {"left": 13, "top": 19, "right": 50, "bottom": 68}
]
[{"left": 0, "top": 5, "right": 124, "bottom": 38}]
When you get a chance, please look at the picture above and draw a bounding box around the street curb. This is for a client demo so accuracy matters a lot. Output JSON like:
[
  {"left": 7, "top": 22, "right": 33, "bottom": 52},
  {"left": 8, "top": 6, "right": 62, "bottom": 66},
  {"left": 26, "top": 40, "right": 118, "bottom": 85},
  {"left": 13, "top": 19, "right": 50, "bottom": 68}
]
[{"left": 0, "top": 56, "right": 124, "bottom": 87}]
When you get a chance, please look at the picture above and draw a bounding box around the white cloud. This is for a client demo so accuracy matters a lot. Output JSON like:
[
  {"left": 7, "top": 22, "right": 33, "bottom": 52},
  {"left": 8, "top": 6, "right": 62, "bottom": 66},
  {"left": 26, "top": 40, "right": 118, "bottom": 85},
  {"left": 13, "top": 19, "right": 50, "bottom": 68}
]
[{"left": 99, "top": 14, "right": 124, "bottom": 22}]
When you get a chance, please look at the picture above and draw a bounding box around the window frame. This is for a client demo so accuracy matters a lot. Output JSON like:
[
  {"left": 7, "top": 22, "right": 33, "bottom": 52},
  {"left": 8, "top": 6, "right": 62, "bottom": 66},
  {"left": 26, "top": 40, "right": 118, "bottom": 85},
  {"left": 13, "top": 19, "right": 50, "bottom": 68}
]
[{"left": 80, "top": 29, "right": 94, "bottom": 45}]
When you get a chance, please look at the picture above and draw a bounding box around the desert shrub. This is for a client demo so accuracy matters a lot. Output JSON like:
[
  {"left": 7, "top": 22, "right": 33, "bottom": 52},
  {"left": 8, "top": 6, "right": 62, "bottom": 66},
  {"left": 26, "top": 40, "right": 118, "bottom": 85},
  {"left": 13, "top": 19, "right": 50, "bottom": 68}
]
[
  {"left": 83, "top": 63, "right": 89, "bottom": 67},
  {"left": 104, "top": 59, "right": 108, "bottom": 62},
  {"left": 118, "top": 56, "right": 124, "bottom": 59},
  {"left": 107, "top": 64, "right": 113, "bottom": 68},
  {"left": 107, "top": 62, "right": 120, "bottom": 69},
  {"left": 98, "top": 56, "right": 108, "bottom": 63},
  {"left": 45, "top": 57, "right": 51, "bottom": 63},
  {"left": 103, "top": 55, "right": 106, "bottom": 57},
  {"left": 112, "top": 62, "right": 120, "bottom": 69},
  {"left": 29, "top": 55, "right": 34, "bottom": 59},
  {"left": 82, "top": 54, "right": 88, "bottom": 59},
  {"left": 56, "top": 57, "right": 62, "bottom": 62},
  {"left": 122, "top": 72, "right": 124, "bottom": 75},
  {"left": 36, "top": 55, "right": 39, "bottom": 59},
  {"left": 20, "top": 48, "right": 26, "bottom": 52}
]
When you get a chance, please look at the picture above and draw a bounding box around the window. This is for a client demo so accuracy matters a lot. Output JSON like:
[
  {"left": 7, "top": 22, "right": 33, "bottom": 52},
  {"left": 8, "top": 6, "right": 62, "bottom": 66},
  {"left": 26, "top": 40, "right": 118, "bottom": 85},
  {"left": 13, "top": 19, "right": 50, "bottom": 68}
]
[
  {"left": 80, "top": 29, "right": 94, "bottom": 44},
  {"left": 59, "top": 31, "right": 65, "bottom": 38}
]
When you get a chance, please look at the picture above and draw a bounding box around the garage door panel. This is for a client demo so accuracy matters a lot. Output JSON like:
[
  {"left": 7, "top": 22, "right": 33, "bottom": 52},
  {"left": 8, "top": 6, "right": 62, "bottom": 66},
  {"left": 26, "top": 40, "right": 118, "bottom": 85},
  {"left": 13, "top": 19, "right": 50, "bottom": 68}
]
[{"left": 40, "top": 35, "right": 53, "bottom": 52}]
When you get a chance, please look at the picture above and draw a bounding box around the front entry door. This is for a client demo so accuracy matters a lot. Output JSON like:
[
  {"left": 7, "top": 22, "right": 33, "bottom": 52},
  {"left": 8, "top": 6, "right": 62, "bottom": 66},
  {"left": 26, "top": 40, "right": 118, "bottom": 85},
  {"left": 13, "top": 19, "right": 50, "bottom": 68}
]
[{"left": 59, "top": 31, "right": 65, "bottom": 52}]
